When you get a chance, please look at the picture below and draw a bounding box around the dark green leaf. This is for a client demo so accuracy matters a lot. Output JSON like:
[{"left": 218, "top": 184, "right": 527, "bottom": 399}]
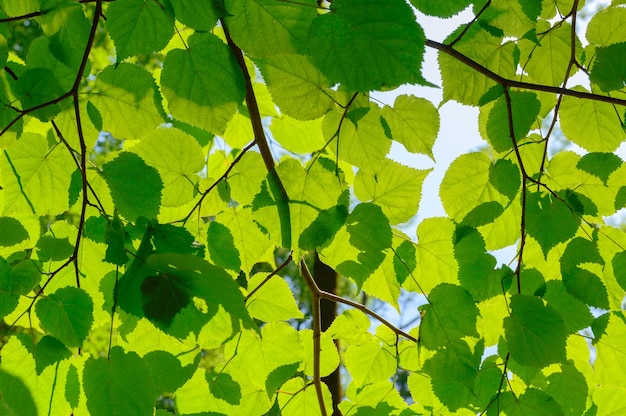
[
  {"left": 422, "top": 340, "right": 480, "bottom": 411},
  {"left": 15, "top": 67, "right": 66, "bottom": 120},
  {"left": 561, "top": 237, "right": 608, "bottom": 309},
  {"left": 420, "top": 283, "right": 480, "bottom": 350},
  {"left": 9, "top": 259, "right": 41, "bottom": 295},
  {"left": 106, "top": 0, "right": 175, "bottom": 60},
  {"left": 207, "top": 221, "right": 241, "bottom": 271},
  {"left": 489, "top": 158, "right": 521, "bottom": 201},
  {"left": 141, "top": 272, "right": 191, "bottom": 327},
  {"left": 0, "top": 217, "right": 28, "bottom": 246},
  {"left": 454, "top": 226, "right": 499, "bottom": 301},
  {"left": 411, "top": 0, "right": 473, "bottom": 18},
  {"left": 461, "top": 201, "right": 504, "bottom": 227},
  {"left": 393, "top": 240, "right": 416, "bottom": 286},
  {"left": 590, "top": 42, "right": 626, "bottom": 92},
  {"left": 309, "top": 0, "right": 428, "bottom": 91},
  {"left": 143, "top": 350, "right": 192, "bottom": 394},
  {"left": 65, "top": 364, "right": 80, "bottom": 409},
  {"left": 525, "top": 192, "right": 580, "bottom": 257},
  {"left": 104, "top": 212, "right": 128, "bottom": 266},
  {"left": 35, "top": 286, "right": 94, "bottom": 348},
  {"left": 504, "top": 294, "right": 567, "bottom": 368},
  {"left": 34, "top": 335, "right": 72, "bottom": 375},
  {"left": 102, "top": 152, "right": 163, "bottom": 222},
  {"left": 36, "top": 235, "right": 74, "bottom": 262},
  {"left": 83, "top": 347, "right": 156, "bottom": 416},
  {"left": 543, "top": 280, "right": 593, "bottom": 333},
  {"left": 337, "top": 203, "right": 392, "bottom": 286},
  {"left": 612, "top": 251, "right": 626, "bottom": 291},
  {"left": 0, "top": 368, "right": 37, "bottom": 416},
  {"left": 207, "top": 372, "right": 241, "bottom": 406},
  {"left": 576, "top": 152, "right": 622, "bottom": 185},
  {"left": 486, "top": 91, "right": 540, "bottom": 153},
  {"left": 171, "top": 0, "right": 224, "bottom": 31},
  {"left": 299, "top": 204, "right": 348, "bottom": 250}
]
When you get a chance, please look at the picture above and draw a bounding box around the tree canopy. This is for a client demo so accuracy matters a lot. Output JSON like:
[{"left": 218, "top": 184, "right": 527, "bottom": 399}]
[{"left": 1, "top": 0, "right": 626, "bottom": 415}]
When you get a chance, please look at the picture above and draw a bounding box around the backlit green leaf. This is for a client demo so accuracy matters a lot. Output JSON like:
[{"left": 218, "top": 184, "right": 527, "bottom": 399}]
[
  {"left": 1, "top": 132, "right": 76, "bottom": 216},
  {"left": 486, "top": 91, "right": 540, "bottom": 153},
  {"left": 0, "top": 368, "right": 37, "bottom": 416},
  {"left": 224, "top": 0, "right": 317, "bottom": 58},
  {"left": 171, "top": 0, "right": 224, "bottom": 31},
  {"left": 246, "top": 272, "right": 304, "bottom": 322},
  {"left": 560, "top": 237, "right": 608, "bottom": 309},
  {"left": 354, "top": 158, "right": 431, "bottom": 224},
  {"left": 586, "top": 6, "right": 626, "bottom": 46},
  {"left": 91, "top": 63, "right": 164, "bottom": 140},
  {"left": 411, "top": 0, "right": 473, "bottom": 17},
  {"left": 560, "top": 86, "right": 626, "bottom": 152},
  {"left": 381, "top": 94, "right": 439, "bottom": 158},
  {"left": 161, "top": 32, "right": 246, "bottom": 134}
]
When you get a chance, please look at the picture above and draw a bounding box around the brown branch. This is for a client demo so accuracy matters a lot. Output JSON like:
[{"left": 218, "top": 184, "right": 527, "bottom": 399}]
[
  {"left": 300, "top": 259, "right": 329, "bottom": 416},
  {"left": 222, "top": 21, "right": 292, "bottom": 248},
  {"left": 0, "top": 11, "right": 43, "bottom": 23},
  {"left": 427, "top": 39, "right": 626, "bottom": 107},
  {"left": 245, "top": 253, "right": 293, "bottom": 301}
]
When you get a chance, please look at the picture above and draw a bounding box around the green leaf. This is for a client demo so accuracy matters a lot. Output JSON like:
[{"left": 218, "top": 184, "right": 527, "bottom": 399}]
[
  {"left": 15, "top": 67, "right": 66, "bottom": 120},
  {"left": 309, "top": 0, "right": 428, "bottom": 91},
  {"left": 207, "top": 371, "right": 241, "bottom": 406},
  {"left": 560, "top": 237, "right": 608, "bottom": 309},
  {"left": 420, "top": 283, "right": 480, "bottom": 350},
  {"left": 171, "top": 0, "right": 224, "bottom": 31},
  {"left": 33, "top": 335, "right": 71, "bottom": 375},
  {"left": 246, "top": 272, "right": 304, "bottom": 322},
  {"left": 546, "top": 363, "right": 588, "bottom": 416},
  {"left": 0, "top": 368, "right": 38, "bottom": 416},
  {"left": 525, "top": 191, "right": 580, "bottom": 257},
  {"left": 83, "top": 347, "right": 156, "bottom": 416},
  {"left": 576, "top": 152, "right": 622, "bottom": 186},
  {"left": 143, "top": 350, "right": 191, "bottom": 394},
  {"left": 336, "top": 203, "right": 392, "bottom": 287},
  {"left": 65, "top": 364, "right": 80, "bottom": 409},
  {"left": 495, "top": 389, "right": 564, "bottom": 416},
  {"left": 422, "top": 340, "right": 481, "bottom": 412},
  {"left": 8, "top": 259, "right": 41, "bottom": 295},
  {"left": 270, "top": 116, "right": 327, "bottom": 153},
  {"left": 354, "top": 158, "right": 431, "bottom": 224},
  {"left": 590, "top": 42, "right": 626, "bottom": 92},
  {"left": 256, "top": 54, "right": 334, "bottom": 121},
  {"left": 140, "top": 272, "right": 191, "bottom": 327},
  {"left": 594, "top": 313, "right": 626, "bottom": 387},
  {"left": 440, "top": 152, "right": 510, "bottom": 222},
  {"left": 0, "top": 216, "right": 28, "bottom": 246},
  {"left": 486, "top": 91, "right": 540, "bottom": 153},
  {"left": 559, "top": 86, "right": 626, "bottom": 152},
  {"left": 344, "top": 339, "right": 396, "bottom": 386},
  {"left": 518, "top": 22, "right": 573, "bottom": 86},
  {"left": 102, "top": 152, "right": 163, "bottom": 222},
  {"left": 224, "top": 0, "right": 317, "bottom": 58},
  {"left": 454, "top": 226, "right": 499, "bottom": 301},
  {"left": 299, "top": 203, "right": 348, "bottom": 251},
  {"left": 612, "top": 251, "right": 626, "bottom": 291},
  {"left": 277, "top": 378, "right": 333, "bottom": 416},
  {"left": 586, "top": 6, "right": 626, "bottom": 46},
  {"left": 411, "top": 0, "right": 472, "bottom": 18},
  {"left": 91, "top": 63, "right": 164, "bottom": 140},
  {"left": 106, "top": 0, "right": 174, "bottom": 60},
  {"left": 104, "top": 212, "right": 128, "bottom": 266},
  {"left": 1, "top": 132, "right": 76, "bottom": 216},
  {"left": 503, "top": 294, "right": 567, "bottom": 368},
  {"left": 207, "top": 221, "right": 241, "bottom": 271},
  {"left": 543, "top": 280, "right": 594, "bottom": 333},
  {"left": 381, "top": 94, "right": 439, "bottom": 158},
  {"left": 35, "top": 235, "right": 74, "bottom": 262},
  {"left": 131, "top": 128, "right": 204, "bottom": 207},
  {"left": 161, "top": 33, "right": 246, "bottom": 134},
  {"left": 0, "top": 259, "right": 19, "bottom": 319},
  {"left": 35, "top": 286, "right": 94, "bottom": 348}
]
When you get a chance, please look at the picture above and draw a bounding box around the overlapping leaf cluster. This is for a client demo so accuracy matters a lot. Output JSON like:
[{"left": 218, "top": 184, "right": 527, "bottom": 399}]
[{"left": 1, "top": 0, "right": 626, "bottom": 414}]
